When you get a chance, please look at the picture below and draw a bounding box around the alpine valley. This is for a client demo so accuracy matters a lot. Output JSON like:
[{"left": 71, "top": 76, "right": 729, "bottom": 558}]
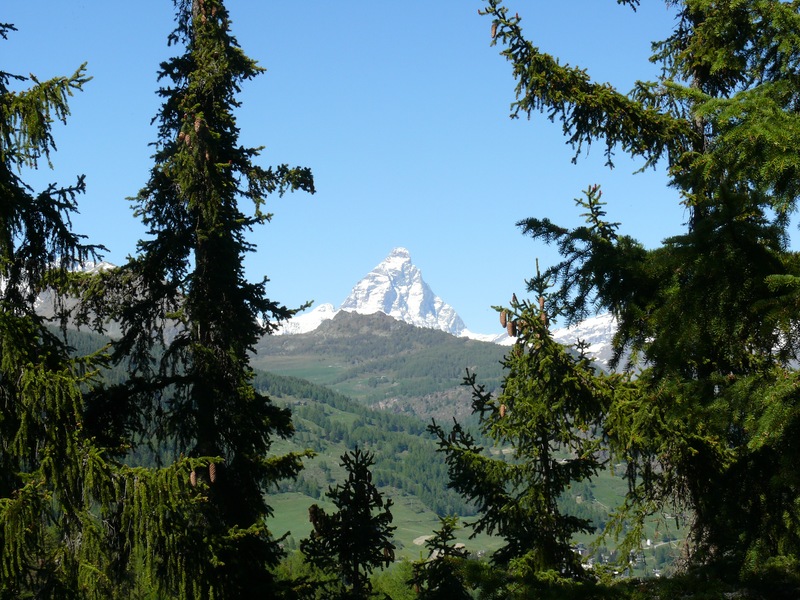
[
  {"left": 253, "top": 247, "right": 619, "bottom": 425},
  {"left": 253, "top": 249, "right": 665, "bottom": 567},
  {"left": 41, "top": 251, "right": 643, "bottom": 564}
]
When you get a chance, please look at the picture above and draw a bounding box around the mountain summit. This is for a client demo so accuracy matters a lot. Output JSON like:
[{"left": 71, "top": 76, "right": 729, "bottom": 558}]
[
  {"left": 339, "top": 247, "right": 466, "bottom": 335},
  {"left": 281, "top": 247, "right": 468, "bottom": 336}
]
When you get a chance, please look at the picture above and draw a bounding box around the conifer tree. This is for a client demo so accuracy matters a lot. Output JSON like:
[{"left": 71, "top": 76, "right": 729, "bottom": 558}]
[
  {"left": 481, "top": 0, "right": 800, "bottom": 579},
  {"left": 80, "top": 1, "right": 315, "bottom": 597},
  {"left": 429, "top": 292, "right": 618, "bottom": 587},
  {"left": 301, "top": 447, "right": 396, "bottom": 600},
  {"left": 411, "top": 516, "right": 471, "bottom": 600},
  {"left": 0, "top": 22, "right": 117, "bottom": 598}
]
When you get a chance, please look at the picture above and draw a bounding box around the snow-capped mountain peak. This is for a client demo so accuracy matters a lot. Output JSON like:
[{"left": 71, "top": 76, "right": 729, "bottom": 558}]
[
  {"left": 338, "top": 247, "right": 466, "bottom": 336},
  {"left": 277, "top": 248, "right": 467, "bottom": 337}
]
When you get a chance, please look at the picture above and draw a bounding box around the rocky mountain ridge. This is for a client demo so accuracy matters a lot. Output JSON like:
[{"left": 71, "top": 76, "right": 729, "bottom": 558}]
[{"left": 340, "top": 247, "right": 466, "bottom": 334}]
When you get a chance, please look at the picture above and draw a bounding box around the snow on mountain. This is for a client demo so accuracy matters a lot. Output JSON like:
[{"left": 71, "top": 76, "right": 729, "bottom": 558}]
[
  {"left": 30, "top": 261, "right": 116, "bottom": 316},
  {"left": 279, "top": 302, "right": 337, "bottom": 335},
  {"left": 75, "top": 260, "right": 116, "bottom": 274},
  {"left": 278, "top": 248, "right": 469, "bottom": 337},
  {"left": 551, "top": 312, "right": 618, "bottom": 368},
  {"left": 459, "top": 329, "right": 514, "bottom": 345},
  {"left": 339, "top": 247, "right": 466, "bottom": 335}
]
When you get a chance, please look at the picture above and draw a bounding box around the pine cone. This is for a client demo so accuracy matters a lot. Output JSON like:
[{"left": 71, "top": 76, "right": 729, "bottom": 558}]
[
  {"left": 499, "top": 404, "right": 506, "bottom": 418},
  {"left": 539, "top": 296, "right": 547, "bottom": 325},
  {"left": 190, "top": 470, "right": 197, "bottom": 487},
  {"left": 500, "top": 310, "right": 508, "bottom": 328},
  {"left": 209, "top": 462, "right": 217, "bottom": 483},
  {"left": 507, "top": 320, "right": 517, "bottom": 337}
]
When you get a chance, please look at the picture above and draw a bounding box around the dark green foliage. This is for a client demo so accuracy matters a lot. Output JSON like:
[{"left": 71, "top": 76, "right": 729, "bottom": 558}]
[
  {"left": 0, "top": 24, "right": 118, "bottom": 598},
  {"left": 258, "top": 370, "right": 477, "bottom": 516},
  {"left": 301, "top": 447, "right": 396, "bottom": 599},
  {"left": 429, "top": 296, "right": 622, "bottom": 584},
  {"left": 255, "top": 370, "right": 428, "bottom": 437},
  {"left": 1, "top": 24, "right": 254, "bottom": 600},
  {"left": 74, "top": 1, "right": 314, "bottom": 597},
  {"left": 370, "top": 560, "right": 416, "bottom": 600},
  {"left": 482, "top": 0, "right": 800, "bottom": 582},
  {"left": 411, "top": 516, "right": 471, "bottom": 599}
]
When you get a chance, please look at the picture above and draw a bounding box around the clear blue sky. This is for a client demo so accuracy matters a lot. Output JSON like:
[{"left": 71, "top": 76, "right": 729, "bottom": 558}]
[{"left": 6, "top": 1, "right": 686, "bottom": 334}]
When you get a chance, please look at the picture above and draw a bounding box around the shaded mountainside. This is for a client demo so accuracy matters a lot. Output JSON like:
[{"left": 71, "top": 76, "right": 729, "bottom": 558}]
[{"left": 253, "top": 310, "right": 508, "bottom": 422}]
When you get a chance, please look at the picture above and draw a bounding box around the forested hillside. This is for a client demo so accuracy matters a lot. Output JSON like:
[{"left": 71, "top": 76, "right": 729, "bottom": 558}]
[
  {"left": 254, "top": 371, "right": 474, "bottom": 518},
  {"left": 57, "top": 322, "right": 678, "bottom": 571},
  {"left": 253, "top": 310, "right": 507, "bottom": 421}
]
